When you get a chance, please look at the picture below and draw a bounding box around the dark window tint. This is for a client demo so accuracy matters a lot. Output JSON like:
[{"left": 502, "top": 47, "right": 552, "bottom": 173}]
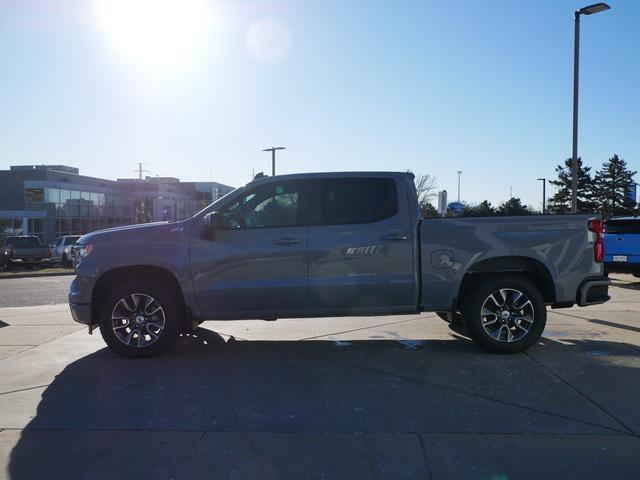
[
  {"left": 220, "top": 181, "right": 305, "bottom": 229},
  {"left": 605, "top": 220, "right": 640, "bottom": 234},
  {"left": 64, "top": 236, "right": 81, "bottom": 245},
  {"left": 319, "top": 178, "right": 397, "bottom": 225},
  {"left": 7, "top": 236, "right": 41, "bottom": 247}
]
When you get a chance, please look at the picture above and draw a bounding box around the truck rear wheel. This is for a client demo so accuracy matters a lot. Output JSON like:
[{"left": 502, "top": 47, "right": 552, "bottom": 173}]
[
  {"left": 98, "top": 279, "right": 180, "bottom": 358},
  {"left": 463, "top": 275, "right": 546, "bottom": 354}
]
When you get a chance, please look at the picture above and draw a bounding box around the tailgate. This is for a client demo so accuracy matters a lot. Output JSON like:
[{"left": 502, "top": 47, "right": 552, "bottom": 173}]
[
  {"left": 604, "top": 217, "right": 640, "bottom": 265},
  {"left": 13, "top": 247, "right": 50, "bottom": 259}
]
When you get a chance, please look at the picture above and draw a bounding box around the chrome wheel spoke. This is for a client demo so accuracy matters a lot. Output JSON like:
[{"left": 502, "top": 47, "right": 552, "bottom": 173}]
[
  {"left": 480, "top": 288, "right": 534, "bottom": 343},
  {"left": 111, "top": 293, "right": 165, "bottom": 349}
]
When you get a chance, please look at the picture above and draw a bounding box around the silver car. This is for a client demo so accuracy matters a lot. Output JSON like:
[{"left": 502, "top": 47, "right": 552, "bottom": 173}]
[{"left": 51, "top": 235, "right": 81, "bottom": 267}]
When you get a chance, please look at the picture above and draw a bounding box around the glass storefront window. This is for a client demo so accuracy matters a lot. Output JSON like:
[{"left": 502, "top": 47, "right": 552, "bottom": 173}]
[
  {"left": 28, "top": 218, "right": 45, "bottom": 237},
  {"left": 46, "top": 188, "right": 60, "bottom": 204},
  {"left": 60, "top": 189, "right": 71, "bottom": 204}
]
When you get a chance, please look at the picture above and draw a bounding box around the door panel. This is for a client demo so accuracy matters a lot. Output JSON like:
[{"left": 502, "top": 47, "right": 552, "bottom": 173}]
[
  {"left": 191, "top": 180, "right": 308, "bottom": 316},
  {"left": 307, "top": 177, "right": 416, "bottom": 310}
]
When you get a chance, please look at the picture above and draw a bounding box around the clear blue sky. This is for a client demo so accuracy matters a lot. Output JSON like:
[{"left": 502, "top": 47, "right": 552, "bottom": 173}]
[{"left": 1, "top": 0, "right": 638, "bottom": 208}]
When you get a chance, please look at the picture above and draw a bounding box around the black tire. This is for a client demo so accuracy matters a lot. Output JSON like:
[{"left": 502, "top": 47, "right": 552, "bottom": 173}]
[
  {"left": 463, "top": 274, "right": 546, "bottom": 354},
  {"left": 98, "top": 278, "right": 181, "bottom": 358}
]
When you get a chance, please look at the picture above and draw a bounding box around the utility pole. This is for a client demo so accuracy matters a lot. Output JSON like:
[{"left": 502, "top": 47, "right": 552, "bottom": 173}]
[
  {"left": 509, "top": 185, "right": 513, "bottom": 198},
  {"left": 262, "top": 147, "right": 286, "bottom": 176},
  {"left": 134, "top": 163, "right": 149, "bottom": 181},
  {"left": 456, "top": 171, "right": 462, "bottom": 203},
  {"left": 537, "top": 178, "right": 547, "bottom": 214}
]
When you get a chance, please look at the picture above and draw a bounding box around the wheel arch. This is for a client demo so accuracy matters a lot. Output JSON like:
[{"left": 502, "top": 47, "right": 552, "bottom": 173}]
[
  {"left": 91, "top": 265, "right": 190, "bottom": 331},
  {"left": 456, "top": 256, "right": 556, "bottom": 308}
]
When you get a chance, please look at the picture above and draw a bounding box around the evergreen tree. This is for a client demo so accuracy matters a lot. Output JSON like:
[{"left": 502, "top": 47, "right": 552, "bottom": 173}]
[
  {"left": 547, "top": 158, "right": 596, "bottom": 213},
  {"left": 593, "top": 154, "right": 637, "bottom": 217},
  {"left": 497, "top": 197, "right": 530, "bottom": 216},
  {"left": 460, "top": 200, "right": 496, "bottom": 217}
]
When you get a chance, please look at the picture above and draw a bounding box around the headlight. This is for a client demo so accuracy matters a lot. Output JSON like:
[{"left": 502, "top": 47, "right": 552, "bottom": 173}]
[{"left": 76, "top": 244, "right": 93, "bottom": 260}]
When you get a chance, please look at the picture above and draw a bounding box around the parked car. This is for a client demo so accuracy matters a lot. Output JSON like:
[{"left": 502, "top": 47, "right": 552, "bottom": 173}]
[
  {"left": 69, "top": 172, "right": 610, "bottom": 358},
  {"left": 604, "top": 217, "right": 640, "bottom": 277},
  {"left": 51, "top": 235, "right": 81, "bottom": 267},
  {"left": 1, "top": 235, "right": 51, "bottom": 270}
]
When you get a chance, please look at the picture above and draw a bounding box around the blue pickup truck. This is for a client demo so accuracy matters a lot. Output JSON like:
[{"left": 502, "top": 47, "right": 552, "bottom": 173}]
[
  {"left": 604, "top": 217, "right": 640, "bottom": 277},
  {"left": 68, "top": 171, "right": 610, "bottom": 358}
]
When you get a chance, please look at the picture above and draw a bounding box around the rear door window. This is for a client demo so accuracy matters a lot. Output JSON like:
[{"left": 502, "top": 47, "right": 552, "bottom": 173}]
[{"left": 312, "top": 178, "right": 397, "bottom": 225}]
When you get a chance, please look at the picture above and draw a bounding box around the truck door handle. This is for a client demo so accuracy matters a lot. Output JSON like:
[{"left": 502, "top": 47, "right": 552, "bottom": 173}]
[
  {"left": 275, "top": 237, "right": 302, "bottom": 245},
  {"left": 379, "top": 233, "right": 408, "bottom": 242}
]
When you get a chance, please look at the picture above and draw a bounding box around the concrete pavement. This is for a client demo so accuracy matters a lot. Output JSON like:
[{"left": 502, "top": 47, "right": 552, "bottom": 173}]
[{"left": 0, "top": 275, "right": 639, "bottom": 479}]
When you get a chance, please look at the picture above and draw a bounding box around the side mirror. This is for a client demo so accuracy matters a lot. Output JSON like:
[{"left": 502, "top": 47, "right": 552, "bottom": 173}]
[{"left": 202, "top": 211, "right": 223, "bottom": 240}]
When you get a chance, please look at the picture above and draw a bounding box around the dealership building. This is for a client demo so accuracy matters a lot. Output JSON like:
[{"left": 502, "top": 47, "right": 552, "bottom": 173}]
[{"left": 0, "top": 165, "right": 234, "bottom": 243}]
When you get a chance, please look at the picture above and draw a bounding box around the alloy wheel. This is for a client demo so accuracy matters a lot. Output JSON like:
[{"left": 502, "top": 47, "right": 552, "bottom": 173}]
[
  {"left": 111, "top": 293, "right": 166, "bottom": 348},
  {"left": 480, "top": 288, "right": 534, "bottom": 343}
]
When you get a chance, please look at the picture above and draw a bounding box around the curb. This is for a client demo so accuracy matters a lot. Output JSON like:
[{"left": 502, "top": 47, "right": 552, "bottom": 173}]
[{"left": 0, "top": 271, "right": 75, "bottom": 280}]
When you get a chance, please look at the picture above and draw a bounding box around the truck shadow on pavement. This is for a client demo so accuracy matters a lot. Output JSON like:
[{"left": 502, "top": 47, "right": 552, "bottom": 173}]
[{"left": 8, "top": 328, "right": 640, "bottom": 479}]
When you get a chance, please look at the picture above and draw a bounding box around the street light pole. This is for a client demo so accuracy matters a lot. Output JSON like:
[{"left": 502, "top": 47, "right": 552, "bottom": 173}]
[
  {"left": 571, "top": 11, "right": 580, "bottom": 214},
  {"left": 457, "top": 171, "right": 462, "bottom": 203},
  {"left": 537, "top": 178, "right": 546, "bottom": 214},
  {"left": 571, "top": 3, "right": 611, "bottom": 213},
  {"left": 262, "top": 147, "right": 286, "bottom": 176}
]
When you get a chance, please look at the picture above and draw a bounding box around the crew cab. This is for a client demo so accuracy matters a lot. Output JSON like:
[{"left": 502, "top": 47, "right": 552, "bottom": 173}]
[
  {"left": 1, "top": 235, "right": 51, "bottom": 270},
  {"left": 68, "top": 172, "right": 610, "bottom": 357}
]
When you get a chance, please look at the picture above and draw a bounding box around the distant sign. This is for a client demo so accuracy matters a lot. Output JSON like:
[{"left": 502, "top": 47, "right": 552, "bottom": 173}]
[{"left": 448, "top": 201, "right": 465, "bottom": 213}]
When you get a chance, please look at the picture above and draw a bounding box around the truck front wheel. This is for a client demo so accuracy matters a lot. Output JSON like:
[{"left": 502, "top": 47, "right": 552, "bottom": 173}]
[
  {"left": 463, "top": 275, "right": 546, "bottom": 354},
  {"left": 98, "top": 279, "right": 180, "bottom": 358}
]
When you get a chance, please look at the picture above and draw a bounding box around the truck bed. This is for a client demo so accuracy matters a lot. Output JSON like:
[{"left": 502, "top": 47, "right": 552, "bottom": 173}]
[{"left": 418, "top": 214, "right": 603, "bottom": 311}]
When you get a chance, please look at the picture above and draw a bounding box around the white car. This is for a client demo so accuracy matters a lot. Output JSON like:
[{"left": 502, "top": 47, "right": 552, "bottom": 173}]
[{"left": 51, "top": 235, "right": 81, "bottom": 267}]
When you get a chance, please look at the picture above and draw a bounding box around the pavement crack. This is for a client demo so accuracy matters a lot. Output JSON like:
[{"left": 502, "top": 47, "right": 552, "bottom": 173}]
[
  {"left": 254, "top": 341, "right": 637, "bottom": 437},
  {"left": 169, "top": 431, "right": 205, "bottom": 479},
  {"left": 418, "top": 434, "right": 434, "bottom": 480},
  {"left": 524, "top": 351, "right": 636, "bottom": 435}
]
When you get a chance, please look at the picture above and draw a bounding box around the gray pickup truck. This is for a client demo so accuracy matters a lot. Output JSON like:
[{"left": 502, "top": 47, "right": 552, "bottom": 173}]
[
  {"left": 69, "top": 172, "right": 610, "bottom": 358},
  {"left": 1, "top": 235, "right": 51, "bottom": 270}
]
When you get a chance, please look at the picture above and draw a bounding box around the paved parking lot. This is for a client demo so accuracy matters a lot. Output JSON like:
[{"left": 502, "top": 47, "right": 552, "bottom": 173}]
[{"left": 0, "top": 275, "right": 639, "bottom": 479}]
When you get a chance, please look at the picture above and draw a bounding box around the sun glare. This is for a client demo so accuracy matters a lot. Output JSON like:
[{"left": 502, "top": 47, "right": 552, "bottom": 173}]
[{"left": 95, "top": 0, "right": 210, "bottom": 69}]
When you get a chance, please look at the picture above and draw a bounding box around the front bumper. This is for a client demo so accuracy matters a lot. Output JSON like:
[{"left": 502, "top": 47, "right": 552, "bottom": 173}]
[
  {"left": 577, "top": 277, "right": 611, "bottom": 306},
  {"left": 69, "top": 297, "right": 92, "bottom": 325},
  {"left": 68, "top": 276, "right": 93, "bottom": 326}
]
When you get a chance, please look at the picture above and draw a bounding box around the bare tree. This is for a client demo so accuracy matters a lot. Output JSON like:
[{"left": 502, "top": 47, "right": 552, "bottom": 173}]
[
  {"left": 413, "top": 173, "right": 438, "bottom": 213},
  {"left": 414, "top": 173, "right": 438, "bottom": 203}
]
